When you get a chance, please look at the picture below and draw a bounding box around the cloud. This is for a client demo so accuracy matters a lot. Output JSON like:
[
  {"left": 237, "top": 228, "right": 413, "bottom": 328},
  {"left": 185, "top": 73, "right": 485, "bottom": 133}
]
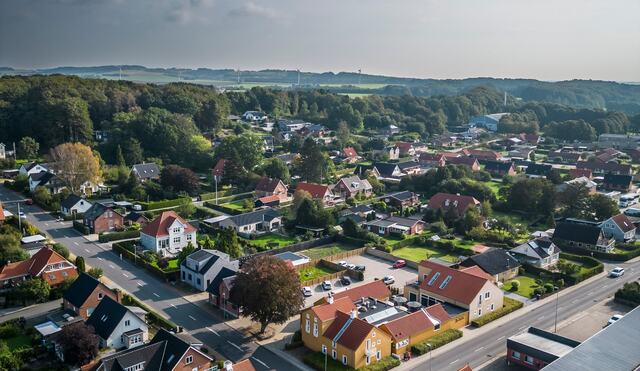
[
  {"left": 228, "top": 1, "right": 281, "bottom": 19},
  {"left": 165, "top": 0, "right": 215, "bottom": 24}
]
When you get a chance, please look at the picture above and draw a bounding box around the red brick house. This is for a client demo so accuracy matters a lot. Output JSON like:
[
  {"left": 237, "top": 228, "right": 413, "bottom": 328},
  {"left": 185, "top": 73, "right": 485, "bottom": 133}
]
[
  {"left": 0, "top": 202, "right": 5, "bottom": 225},
  {"left": 0, "top": 247, "right": 77, "bottom": 288},
  {"left": 334, "top": 175, "right": 373, "bottom": 199},
  {"left": 211, "top": 158, "right": 226, "bottom": 179},
  {"left": 427, "top": 193, "right": 481, "bottom": 217},
  {"left": 295, "top": 182, "right": 336, "bottom": 206},
  {"left": 383, "top": 191, "right": 421, "bottom": 209},
  {"left": 63, "top": 272, "right": 121, "bottom": 319},
  {"left": 342, "top": 147, "right": 360, "bottom": 163},
  {"left": 419, "top": 153, "right": 446, "bottom": 168},
  {"left": 568, "top": 168, "right": 592, "bottom": 179},
  {"left": 447, "top": 156, "right": 480, "bottom": 171},
  {"left": 461, "top": 149, "right": 503, "bottom": 161},
  {"left": 83, "top": 203, "right": 124, "bottom": 234},
  {"left": 254, "top": 177, "right": 288, "bottom": 199},
  {"left": 396, "top": 142, "right": 416, "bottom": 156},
  {"left": 206, "top": 267, "right": 240, "bottom": 318},
  {"left": 602, "top": 173, "right": 633, "bottom": 192}
]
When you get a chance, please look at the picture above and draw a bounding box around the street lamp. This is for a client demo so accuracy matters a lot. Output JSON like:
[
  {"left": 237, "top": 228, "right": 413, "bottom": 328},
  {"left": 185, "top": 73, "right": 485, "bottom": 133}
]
[{"left": 222, "top": 292, "right": 227, "bottom": 320}]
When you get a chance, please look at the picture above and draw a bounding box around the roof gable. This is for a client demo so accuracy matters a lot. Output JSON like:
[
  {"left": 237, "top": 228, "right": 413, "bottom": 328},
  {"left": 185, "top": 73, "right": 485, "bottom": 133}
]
[
  {"left": 141, "top": 211, "right": 195, "bottom": 238},
  {"left": 255, "top": 177, "right": 285, "bottom": 193},
  {"left": 296, "top": 182, "right": 331, "bottom": 198},
  {"left": 380, "top": 304, "right": 450, "bottom": 341},
  {"left": 310, "top": 297, "right": 356, "bottom": 322},
  {"left": 63, "top": 272, "right": 103, "bottom": 308},
  {"left": 331, "top": 280, "right": 390, "bottom": 303},
  {"left": 418, "top": 260, "right": 492, "bottom": 304},
  {"left": 86, "top": 296, "right": 131, "bottom": 339},
  {"left": 460, "top": 248, "right": 521, "bottom": 276}
]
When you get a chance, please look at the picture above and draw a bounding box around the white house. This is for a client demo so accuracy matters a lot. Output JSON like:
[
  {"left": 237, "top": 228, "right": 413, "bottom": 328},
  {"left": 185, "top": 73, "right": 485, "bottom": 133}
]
[
  {"left": 86, "top": 296, "right": 148, "bottom": 350},
  {"left": 242, "top": 111, "right": 268, "bottom": 121},
  {"left": 215, "top": 208, "right": 282, "bottom": 238},
  {"left": 19, "top": 162, "right": 49, "bottom": 176},
  {"left": 28, "top": 172, "right": 66, "bottom": 194},
  {"left": 140, "top": 211, "right": 197, "bottom": 257},
  {"left": 469, "top": 113, "right": 510, "bottom": 132},
  {"left": 60, "top": 194, "right": 93, "bottom": 217},
  {"left": 180, "top": 249, "right": 239, "bottom": 291},
  {"left": 510, "top": 238, "right": 561, "bottom": 269}
]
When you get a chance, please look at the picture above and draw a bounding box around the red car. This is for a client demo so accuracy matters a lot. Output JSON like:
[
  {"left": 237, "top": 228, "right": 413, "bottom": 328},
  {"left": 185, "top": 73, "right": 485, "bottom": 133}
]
[
  {"left": 24, "top": 198, "right": 33, "bottom": 205},
  {"left": 392, "top": 260, "right": 406, "bottom": 269}
]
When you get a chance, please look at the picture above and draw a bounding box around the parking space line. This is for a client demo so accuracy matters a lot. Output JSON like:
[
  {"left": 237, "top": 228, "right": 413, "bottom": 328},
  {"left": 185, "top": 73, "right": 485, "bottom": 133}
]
[
  {"left": 189, "top": 315, "right": 196, "bottom": 321},
  {"left": 98, "top": 257, "right": 103, "bottom": 261},
  {"left": 226, "top": 340, "right": 243, "bottom": 351},
  {"left": 138, "top": 282, "right": 144, "bottom": 287},
  {"left": 109, "top": 264, "right": 115, "bottom": 269},
  {"left": 84, "top": 248, "right": 90, "bottom": 253},
  {"left": 252, "top": 357, "right": 269, "bottom": 368},
  {"left": 153, "top": 292, "right": 160, "bottom": 298},
  {"left": 497, "top": 336, "right": 505, "bottom": 341},
  {"left": 171, "top": 304, "right": 177, "bottom": 308},
  {"left": 207, "top": 327, "right": 219, "bottom": 336},
  {"left": 122, "top": 273, "right": 128, "bottom": 278}
]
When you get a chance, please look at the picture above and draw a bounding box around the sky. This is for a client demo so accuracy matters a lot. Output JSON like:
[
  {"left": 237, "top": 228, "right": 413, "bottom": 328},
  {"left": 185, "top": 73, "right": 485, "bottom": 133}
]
[{"left": 1, "top": 0, "right": 639, "bottom": 81}]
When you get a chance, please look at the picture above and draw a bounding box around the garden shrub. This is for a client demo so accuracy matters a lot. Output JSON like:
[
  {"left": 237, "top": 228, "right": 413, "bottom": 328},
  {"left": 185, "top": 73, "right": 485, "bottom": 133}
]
[
  {"left": 470, "top": 297, "right": 524, "bottom": 327},
  {"left": 359, "top": 357, "right": 401, "bottom": 371},
  {"left": 98, "top": 229, "right": 140, "bottom": 242},
  {"left": 411, "top": 329, "right": 463, "bottom": 355},
  {"left": 510, "top": 280, "right": 520, "bottom": 291}
]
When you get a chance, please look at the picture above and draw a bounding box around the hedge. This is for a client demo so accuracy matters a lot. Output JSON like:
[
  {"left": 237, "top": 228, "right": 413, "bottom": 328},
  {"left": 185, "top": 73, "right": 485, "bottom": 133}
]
[
  {"left": 121, "top": 293, "right": 177, "bottom": 331},
  {"left": 411, "top": 329, "right": 463, "bottom": 355},
  {"left": 303, "top": 352, "right": 354, "bottom": 371},
  {"left": 138, "top": 197, "right": 191, "bottom": 211},
  {"left": 522, "top": 253, "right": 603, "bottom": 286},
  {"left": 203, "top": 201, "right": 243, "bottom": 215},
  {"left": 556, "top": 241, "right": 640, "bottom": 262},
  {"left": 359, "top": 357, "right": 400, "bottom": 371},
  {"left": 73, "top": 220, "right": 90, "bottom": 235},
  {"left": 614, "top": 281, "right": 640, "bottom": 306},
  {"left": 112, "top": 241, "right": 180, "bottom": 281},
  {"left": 98, "top": 230, "right": 140, "bottom": 242},
  {"left": 470, "top": 297, "right": 524, "bottom": 327}
]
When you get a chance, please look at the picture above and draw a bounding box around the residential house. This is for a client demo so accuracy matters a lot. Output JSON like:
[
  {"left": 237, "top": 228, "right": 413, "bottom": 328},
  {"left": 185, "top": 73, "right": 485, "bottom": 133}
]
[
  {"left": 262, "top": 135, "right": 274, "bottom": 152},
  {"left": 404, "top": 260, "right": 504, "bottom": 322},
  {"left": 598, "top": 133, "right": 640, "bottom": 150},
  {"left": 207, "top": 267, "right": 240, "bottom": 318},
  {"left": 518, "top": 133, "right": 540, "bottom": 145},
  {"left": 626, "top": 148, "right": 640, "bottom": 163},
  {"left": 216, "top": 208, "right": 281, "bottom": 237},
  {"left": 383, "top": 191, "right": 420, "bottom": 210},
  {"left": 255, "top": 195, "right": 283, "bottom": 208},
  {"left": 381, "top": 145, "right": 400, "bottom": 161},
  {"left": 568, "top": 168, "right": 593, "bottom": 179},
  {"left": 552, "top": 219, "right": 615, "bottom": 253},
  {"left": 181, "top": 249, "right": 238, "bottom": 291},
  {"left": 124, "top": 212, "right": 149, "bottom": 227},
  {"left": 334, "top": 176, "right": 373, "bottom": 199},
  {"left": 461, "top": 149, "right": 503, "bottom": 162},
  {"left": 211, "top": 159, "right": 226, "bottom": 180},
  {"left": 364, "top": 216, "right": 425, "bottom": 236},
  {"left": 0, "top": 202, "right": 5, "bottom": 225},
  {"left": 383, "top": 125, "right": 400, "bottom": 136},
  {"left": 83, "top": 203, "right": 124, "bottom": 234},
  {"left": 525, "top": 163, "right": 553, "bottom": 178},
  {"left": 337, "top": 204, "right": 375, "bottom": 224},
  {"left": 459, "top": 248, "right": 521, "bottom": 283},
  {"left": 242, "top": 111, "right": 267, "bottom": 121},
  {"left": 395, "top": 142, "right": 415, "bottom": 157},
  {"left": 276, "top": 153, "right": 300, "bottom": 165},
  {"left": 468, "top": 113, "right": 509, "bottom": 132},
  {"left": 0, "top": 247, "right": 77, "bottom": 288},
  {"left": 558, "top": 177, "right": 597, "bottom": 194},
  {"left": 295, "top": 182, "right": 336, "bottom": 206},
  {"left": 378, "top": 304, "right": 461, "bottom": 356},
  {"left": 419, "top": 153, "right": 446, "bottom": 168},
  {"left": 19, "top": 162, "right": 49, "bottom": 176},
  {"left": 63, "top": 272, "right": 121, "bottom": 319},
  {"left": 594, "top": 148, "right": 621, "bottom": 163},
  {"left": 28, "top": 171, "right": 66, "bottom": 194},
  {"left": 397, "top": 161, "right": 422, "bottom": 175},
  {"left": 60, "top": 194, "right": 92, "bottom": 217},
  {"left": 314, "top": 280, "right": 391, "bottom": 306},
  {"left": 426, "top": 192, "right": 480, "bottom": 217},
  {"left": 342, "top": 147, "right": 361, "bottom": 163},
  {"left": 131, "top": 163, "right": 161, "bottom": 182},
  {"left": 92, "top": 328, "right": 214, "bottom": 371},
  {"left": 447, "top": 156, "right": 480, "bottom": 171},
  {"left": 484, "top": 161, "right": 516, "bottom": 177},
  {"left": 254, "top": 177, "right": 288, "bottom": 199},
  {"left": 508, "top": 146, "right": 535, "bottom": 160},
  {"left": 506, "top": 327, "right": 580, "bottom": 370},
  {"left": 602, "top": 173, "right": 633, "bottom": 192},
  {"left": 86, "top": 296, "right": 148, "bottom": 350},
  {"left": 576, "top": 161, "right": 632, "bottom": 175},
  {"left": 601, "top": 214, "right": 636, "bottom": 242},
  {"left": 548, "top": 150, "right": 583, "bottom": 164},
  {"left": 510, "top": 238, "right": 561, "bottom": 269},
  {"left": 140, "top": 211, "right": 197, "bottom": 257}
]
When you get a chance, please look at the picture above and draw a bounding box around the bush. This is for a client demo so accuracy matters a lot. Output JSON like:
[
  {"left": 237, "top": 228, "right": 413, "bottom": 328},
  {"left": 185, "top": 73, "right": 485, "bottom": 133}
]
[
  {"left": 359, "top": 356, "right": 401, "bottom": 371},
  {"left": 157, "top": 258, "right": 169, "bottom": 269},
  {"left": 303, "top": 352, "right": 354, "bottom": 371},
  {"left": 470, "top": 297, "right": 524, "bottom": 327},
  {"left": 411, "top": 329, "right": 463, "bottom": 355},
  {"left": 98, "top": 230, "right": 140, "bottom": 243},
  {"left": 52, "top": 243, "right": 70, "bottom": 259},
  {"left": 544, "top": 283, "right": 554, "bottom": 293},
  {"left": 87, "top": 267, "right": 103, "bottom": 279},
  {"left": 75, "top": 256, "right": 86, "bottom": 273},
  {"left": 614, "top": 281, "right": 640, "bottom": 306},
  {"left": 72, "top": 220, "right": 90, "bottom": 235},
  {"left": 510, "top": 280, "right": 520, "bottom": 291},
  {"left": 139, "top": 197, "right": 191, "bottom": 211}
]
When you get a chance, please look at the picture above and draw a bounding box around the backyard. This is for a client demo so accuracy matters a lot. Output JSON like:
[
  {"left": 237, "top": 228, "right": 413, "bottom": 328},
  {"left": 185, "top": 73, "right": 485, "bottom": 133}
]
[
  {"left": 301, "top": 243, "right": 359, "bottom": 260},
  {"left": 502, "top": 274, "right": 542, "bottom": 298},
  {"left": 393, "top": 244, "right": 461, "bottom": 263},
  {"left": 299, "top": 265, "right": 336, "bottom": 284},
  {"left": 243, "top": 233, "right": 297, "bottom": 249},
  {"left": 221, "top": 199, "right": 252, "bottom": 212},
  {"left": 150, "top": 258, "right": 180, "bottom": 272}
]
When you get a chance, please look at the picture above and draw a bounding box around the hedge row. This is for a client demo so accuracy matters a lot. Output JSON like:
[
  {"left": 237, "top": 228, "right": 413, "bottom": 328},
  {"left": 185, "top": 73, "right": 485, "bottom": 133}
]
[
  {"left": 411, "top": 329, "right": 463, "bottom": 355},
  {"left": 139, "top": 197, "right": 191, "bottom": 210},
  {"left": 72, "top": 220, "right": 90, "bottom": 235},
  {"left": 98, "top": 230, "right": 140, "bottom": 243},
  {"left": 557, "top": 242, "right": 640, "bottom": 262},
  {"left": 121, "top": 293, "right": 177, "bottom": 331},
  {"left": 199, "top": 189, "right": 238, "bottom": 201},
  {"left": 470, "top": 297, "right": 524, "bottom": 327},
  {"left": 112, "top": 241, "right": 180, "bottom": 281},
  {"left": 359, "top": 357, "right": 401, "bottom": 371},
  {"left": 303, "top": 352, "right": 354, "bottom": 371},
  {"left": 203, "top": 201, "right": 243, "bottom": 215}
]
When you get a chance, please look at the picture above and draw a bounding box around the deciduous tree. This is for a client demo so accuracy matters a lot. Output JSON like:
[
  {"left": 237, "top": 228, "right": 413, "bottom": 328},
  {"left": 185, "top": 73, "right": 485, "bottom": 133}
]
[
  {"left": 59, "top": 322, "right": 100, "bottom": 366},
  {"left": 18, "top": 136, "right": 39, "bottom": 159},
  {"left": 48, "top": 142, "right": 102, "bottom": 194}
]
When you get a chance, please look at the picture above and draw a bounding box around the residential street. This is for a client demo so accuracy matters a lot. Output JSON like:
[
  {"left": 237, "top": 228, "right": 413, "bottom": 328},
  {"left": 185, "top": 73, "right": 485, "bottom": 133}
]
[{"left": 0, "top": 186, "right": 291, "bottom": 371}]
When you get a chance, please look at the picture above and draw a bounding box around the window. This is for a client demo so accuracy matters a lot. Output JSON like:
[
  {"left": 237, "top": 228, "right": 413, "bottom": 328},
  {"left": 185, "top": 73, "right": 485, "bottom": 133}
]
[
  {"left": 478, "top": 309, "right": 482, "bottom": 316},
  {"left": 427, "top": 272, "right": 440, "bottom": 286},
  {"left": 313, "top": 323, "right": 318, "bottom": 337},
  {"left": 173, "top": 237, "right": 181, "bottom": 244},
  {"left": 173, "top": 227, "right": 180, "bottom": 233},
  {"left": 321, "top": 345, "right": 327, "bottom": 354},
  {"left": 485, "top": 292, "right": 491, "bottom": 299},
  {"left": 438, "top": 275, "right": 452, "bottom": 289},
  {"left": 478, "top": 294, "right": 482, "bottom": 304},
  {"left": 185, "top": 355, "right": 193, "bottom": 365},
  {"left": 62, "top": 271, "right": 68, "bottom": 277},
  {"left": 125, "top": 320, "right": 131, "bottom": 327},
  {"left": 435, "top": 323, "right": 441, "bottom": 331},
  {"left": 196, "top": 278, "right": 201, "bottom": 285},
  {"left": 366, "top": 339, "right": 371, "bottom": 349},
  {"left": 342, "top": 355, "right": 347, "bottom": 365},
  {"left": 305, "top": 319, "right": 310, "bottom": 333},
  {"left": 366, "top": 355, "right": 370, "bottom": 365},
  {"left": 377, "top": 350, "right": 381, "bottom": 360},
  {"left": 98, "top": 292, "right": 104, "bottom": 300},
  {"left": 187, "top": 234, "right": 192, "bottom": 241},
  {"left": 377, "top": 339, "right": 381, "bottom": 344},
  {"left": 372, "top": 331, "right": 376, "bottom": 338},
  {"left": 332, "top": 350, "right": 336, "bottom": 360},
  {"left": 124, "top": 362, "right": 144, "bottom": 371},
  {"left": 524, "top": 355, "right": 534, "bottom": 365},
  {"left": 491, "top": 304, "right": 495, "bottom": 311},
  {"left": 512, "top": 351, "right": 521, "bottom": 360}
]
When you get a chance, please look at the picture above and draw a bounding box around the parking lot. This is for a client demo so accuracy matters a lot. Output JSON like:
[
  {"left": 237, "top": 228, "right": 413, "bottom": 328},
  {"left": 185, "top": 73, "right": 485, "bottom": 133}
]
[
  {"left": 556, "top": 298, "right": 631, "bottom": 341},
  {"left": 301, "top": 253, "right": 419, "bottom": 307}
]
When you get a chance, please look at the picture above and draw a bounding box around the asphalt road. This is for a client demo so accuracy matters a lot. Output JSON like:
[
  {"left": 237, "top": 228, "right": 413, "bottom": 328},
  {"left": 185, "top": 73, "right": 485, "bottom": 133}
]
[{"left": 0, "top": 186, "right": 289, "bottom": 371}]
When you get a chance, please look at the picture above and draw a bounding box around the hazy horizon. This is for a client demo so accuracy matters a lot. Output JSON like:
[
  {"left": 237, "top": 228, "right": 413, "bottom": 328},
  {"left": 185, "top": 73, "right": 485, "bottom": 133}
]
[{"left": 1, "top": 0, "right": 639, "bottom": 82}]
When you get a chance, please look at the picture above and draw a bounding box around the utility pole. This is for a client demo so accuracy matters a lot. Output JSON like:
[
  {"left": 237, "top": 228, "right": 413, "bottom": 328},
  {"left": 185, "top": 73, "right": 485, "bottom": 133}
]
[
  {"left": 554, "top": 291, "right": 559, "bottom": 332},
  {"left": 297, "top": 69, "right": 301, "bottom": 85}
]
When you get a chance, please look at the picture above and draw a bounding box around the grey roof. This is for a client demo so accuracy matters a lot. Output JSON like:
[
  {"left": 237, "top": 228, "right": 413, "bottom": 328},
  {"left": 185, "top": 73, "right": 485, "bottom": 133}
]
[
  {"left": 387, "top": 191, "right": 416, "bottom": 202},
  {"left": 507, "top": 327, "right": 580, "bottom": 364},
  {"left": 85, "top": 203, "right": 121, "bottom": 221},
  {"left": 131, "top": 163, "right": 161, "bottom": 180},
  {"left": 61, "top": 194, "right": 85, "bottom": 209},
  {"left": 338, "top": 175, "right": 372, "bottom": 193},
  {"left": 62, "top": 272, "right": 102, "bottom": 308},
  {"left": 525, "top": 163, "right": 553, "bottom": 176},
  {"left": 603, "top": 173, "right": 632, "bottom": 186},
  {"left": 553, "top": 220, "right": 605, "bottom": 245},
  {"left": 397, "top": 161, "right": 420, "bottom": 170},
  {"left": 86, "top": 296, "right": 130, "bottom": 339},
  {"left": 460, "top": 248, "right": 521, "bottom": 276},
  {"left": 181, "top": 249, "right": 233, "bottom": 274},
  {"left": 226, "top": 207, "right": 280, "bottom": 227},
  {"left": 484, "top": 160, "right": 514, "bottom": 173},
  {"left": 350, "top": 204, "right": 373, "bottom": 214},
  {"left": 511, "top": 238, "right": 560, "bottom": 260},
  {"left": 373, "top": 162, "right": 400, "bottom": 177},
  {"left": 205, "top": 267, "right": 238, "bottom": 296},
  {"left": 544, "top": 306, "right": 640, "bottom": 371}
]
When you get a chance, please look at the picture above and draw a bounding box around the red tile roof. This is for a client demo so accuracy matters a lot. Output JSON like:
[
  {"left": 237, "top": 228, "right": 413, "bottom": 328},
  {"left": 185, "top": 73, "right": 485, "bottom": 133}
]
[
  {"left": 141, "top": 211, "right": 196, "bottom": 238},
  {"left": 459, "top": 265, "right": 493, "bottom": 280},
  {"left": 0, "top": 202, "right": 4, "bottom": 222},
  {"left": 447, "top": 156, "right": 479, "bottom": 168},
  {"left": 569, "top": 168, "right": 592, "bottom": 179},
  {"left": 343, "top": 147, "right": 359, "bottom": 158},
  {"left": 310, "top": 296, "right": 356, "bottom": 322},
  {"left": 295, "top": 182, "right": 331, "bottom": 199},
  {"left": 610, "top": 214, "right": 636, "bottom": 233},
  {"left": 427, "top": 192, "right": 480, "bottom": 215},
  {"left": 232, "top": 359, "right": 257, "bottom": 371},
  {"left": 0, "top": 247, "right": 76, "bottom": 284},
  {"left": 257, "top": 195, "right": 281, "bottom": 204},
  {"left": 212, "top": 159, "right": 226, "bottom": 177},
  {"left": 323, "top": 311, "right": 378, "bottom": 351},
  {"left": 380, "top": 304, "right": 450, "bottom": 341},
  {"left": 458, "top": 365, "right": 473, "bottom": 371},
  {"left": 331, "top": 280, "right": 390, "bottom": 303},
  {"left": 472, "top": 244, "right": 491, "bottom": 254},
  {"left": 255, "top": 177, "right": 284, "bottom": 193},
  {"left": 438, "top": 152, "right": 461, "bottom": 159},
  {"left": 418, "top": 260, "right": 491, "bottom": 305},
  {"left": 461, "top": 149, "right": 502, "bottom": 161},
  {"left": 395, "top": 142, "right": 414, "bottom": 153},
  {"left": 419, "top": 153, "right": 445, "bottom": 163}
]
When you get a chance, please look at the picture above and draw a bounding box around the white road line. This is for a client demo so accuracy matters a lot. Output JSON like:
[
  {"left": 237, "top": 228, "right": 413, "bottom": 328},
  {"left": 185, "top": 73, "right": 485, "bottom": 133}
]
[
  {"left": 497, "top": 336, "right": 505, "bottom": 341},
  {"left": 251, "top": 357, "right": 269, "bottom": 368},
  {"left": 98, "top": 257, "right": 104, "bottom": 261},
  {"left": 207, "top": 327, "right": 219, "bottom": 336},
  {"left": 44, "top": 222, "right": 49, "bottom": 227},
  {"left": 449, "top": 359, "right": 459, "bottom": 365},
  {"left": 587, "top": 292, "right": 593, "bottom": 296},
  {"left": 138, "top": 282, "right": 144, "bottom": 287},
  {"left": 571, "top": 299, "right": 579, "bottom": 304},
  {"left": 603, "top": 284, "right": 608, "bottom": 288},
  {"left": 227, "top": 341, "right": 243, "bottom": 351},
  {"left": 537, "top": 316, "right": 545, "bottom": 320},
  {"left": 474, "top": 346, "right": 484, "bottom": 352},
  {"left": 188, "top": 315, "right": 196, "bottom": 321},
  {"left": 109, "top": 264, "right": 115, "bottom": 269},
  {"left": 122, "top": 273, "right": 128, "bottom": 278},
  {"left": 84, "top": 248, "right": 90, "bottom": 253},
  {"left": 519, "top": 325, "right": 527, "bottom": 330},
  {"left": 153, "top": 292, "right": 160, "bottom": 298},
  {"left": 171, "top": 304, "right": 177, "bottom": 308}
]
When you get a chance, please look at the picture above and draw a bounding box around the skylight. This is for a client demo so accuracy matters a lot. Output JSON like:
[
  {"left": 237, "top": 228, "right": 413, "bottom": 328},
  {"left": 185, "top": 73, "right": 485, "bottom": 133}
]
[
  {"left": 427, "top": 272, "right": 440, "bottom": 286},
  {"left": 439, "top": 275, "right": 452, "bottom": 289}
]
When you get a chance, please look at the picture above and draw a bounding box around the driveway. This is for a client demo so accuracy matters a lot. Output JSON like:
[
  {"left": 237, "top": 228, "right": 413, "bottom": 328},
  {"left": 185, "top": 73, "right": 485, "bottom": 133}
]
[{"left": 345, "top": 254, "right": 418, "bottom": 291}]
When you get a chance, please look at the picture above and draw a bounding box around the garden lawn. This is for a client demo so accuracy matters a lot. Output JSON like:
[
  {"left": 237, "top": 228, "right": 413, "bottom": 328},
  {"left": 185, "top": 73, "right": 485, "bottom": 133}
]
[
  {"left": 486, "top": 181, "right": 503, "bottom": 198},
  {"left": 244, "top": 233, "right": 297, "bottom": 248},
  {"left": 503, "top": 274, "right": 541, "bottom": 298},
  {"left": 299, "top": 265, "right": 335, "bottom": 283},
  {"left": 5, "top": 334, "right": 31, "bottom": 350},
  {"left": 393, "top": 245, "right": 459, "bottom": 263},
  {"left": 302, "top": 244, "right": 358, "bottom": 260},
  {"left": 380, "top": 235, "right": 405, "bottom": 246},
  {"left": 150, "top": 258, "right": 180, "bottom": 272},
  {"left": 221, "top": 200, "right": 251, "bottom": 211}
]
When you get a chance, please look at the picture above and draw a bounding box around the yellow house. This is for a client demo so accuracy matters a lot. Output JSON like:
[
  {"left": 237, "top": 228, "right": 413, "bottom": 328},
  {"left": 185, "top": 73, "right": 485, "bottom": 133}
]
[{"left": 300, "top": 296, "right": 356, "bottom": 353}]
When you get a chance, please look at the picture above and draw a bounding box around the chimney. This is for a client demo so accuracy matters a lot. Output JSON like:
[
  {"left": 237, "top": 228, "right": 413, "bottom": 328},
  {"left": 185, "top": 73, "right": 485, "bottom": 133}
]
[
  {"left": 113, "top": 288, "right": 123, "bottom": 303},
  {"left": 350, "top": 310, "right": 357, "bottom": 319},
  {"left": 327, "top": 293, "right": 334, "bottom": 304}
]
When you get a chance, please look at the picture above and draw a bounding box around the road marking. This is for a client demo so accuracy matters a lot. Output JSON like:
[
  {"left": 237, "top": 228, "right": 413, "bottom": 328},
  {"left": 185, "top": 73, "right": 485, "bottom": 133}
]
[
  {"left": 74, "top": 241, "right": 79, "bottom": 246},
  {"left": 189, "top": 315, "right": 196, "bottom": 321},
  {"left": 84, "top": 248, "right": 90, "bottom": 253},
  {"left": 537, "top": 316, "right": 545, "bottom": 320},
  {"left": 138, "top": 282, "right": 144, "bottom": 287},
  {"left": 226, "top": 340, "right": 243, "bottom": 351},
  {"left": 153, "top": 292, "right": 160, "bottom": 298},
  {"left": 171, "top": 304, "right": 177, "bottom": 308},
  {"left": 474, "top": 346, "right": 484, "bottom": 352},
  {"left": 497, "top": 336, "right": 505, "bottom": 341},
  {"left": 603, "top": 284, "right": 608, "bottom": 288},
  {"left": 558, "top": 306, "right": 564, "bottom": 311},
  {"left": 571, "top": 299, "right": 579, "bottom": 304},
  {"left": 44, "top": 222, "right": 49, "bottom": 227},
  {"left": 519, "top": 325, "right": 527, "bottom": 330},
  {"left": 587, "top": 292, "right": 593, "bottom": 296},
  {"left": 449, "top": 359, "right": 459, "bottom": 365},
  {"left": 109, "top": 264, "right": 115, "bottom": 269},
  {"left": 122, "top": 273, "right": 128, "bottom": 278},
  {"left": 98, "top": 257, "right": 104, "bottom": 261},
  {"left": 207, "top": 327, "right": 219, "bottom": 336},
  {"left": 251, "top": 357, "right": 269, "bottom": 368}
]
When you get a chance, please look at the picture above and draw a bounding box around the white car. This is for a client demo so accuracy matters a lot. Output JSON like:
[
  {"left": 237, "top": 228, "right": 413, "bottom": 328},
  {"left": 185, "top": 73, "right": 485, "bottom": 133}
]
[
  {"left": 609, "top": 267, "right": 625, "bottom": 277},
  {"left": 19, "top": 211, "right": 26, "bottom": 219},
  {"left": 383, "top": 276, "right": 395, "bottom": 285},
  {"left": 302, "top": 286, "right": 313, "bottom": 297},
  {"left": 607, "top": 314, "right": 623, "bottom": 326},
  {"left": 321, "top": 281, "right": 332, "bottom": 290},
  {"left": 346, "top": 263, "right": 356, "bottom": 270},
  {"left": 338, "top": 261, "right": 348, "bottom": 267}
]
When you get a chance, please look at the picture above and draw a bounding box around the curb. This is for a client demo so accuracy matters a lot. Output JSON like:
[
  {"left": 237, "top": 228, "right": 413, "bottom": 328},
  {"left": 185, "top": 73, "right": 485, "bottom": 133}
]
[{"left": 261, "top": 342, "right": 312, "bottom": 371}]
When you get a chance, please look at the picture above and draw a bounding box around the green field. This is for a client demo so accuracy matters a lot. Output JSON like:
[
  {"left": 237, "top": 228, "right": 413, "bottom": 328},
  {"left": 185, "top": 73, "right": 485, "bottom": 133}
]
[
  {"left": 503, "top": 274, "right": 543, "bottom": 298},
  {"left": 392, "top": 245, "right": 460, "bottom": 263},
  {"left": 299, "top": 265, "right": 335, "bottom": 283},
  {"left": 302, "top": 244, "right": 358, "bottom": 260},
  {"left": 244, "top": 233, "right": 297, "bottom": 248}
]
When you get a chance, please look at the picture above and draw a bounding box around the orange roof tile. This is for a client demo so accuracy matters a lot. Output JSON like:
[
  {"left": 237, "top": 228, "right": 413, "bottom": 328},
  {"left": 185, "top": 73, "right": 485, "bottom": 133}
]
[
  {"left": 310, "top": 297, "right": 356, "bottom": 322},
  {"left": 343, "top": 147, "right": 358, "bottom": 158},
  {"left": 323, "top": 311, "right": 378, "bottom": 351},
  {"left": 232, "top": 359, "right": 257, "bottom": 371},
  {"left": 255, "top": 177, "right": 284, "bottom": 193},
  {"left": 460, "top": 265, "right": 493, "bottom": 280},
  {"left": 0, "top": 247, "right": 76, "bottom": 283},
  {"left": 427, "top": 192, "right": 480, "bottom": 215},
  {"left": 331, "top": 280, "right": 390, "bottom": 303},
  {"left": 419, "top": 260, "right": 491, "bottom": 305},
  {"left": 295, "top": 182, "right": 331, "bottom": 199},
  {"left": 380, "top": 304, "right": 450, "bottom": 341},
  {"left": 0, "top": 202, "right": 5, "bottom": 222},
  {"left": 141, "top": 211, "right": 196, "bottom": 237}
]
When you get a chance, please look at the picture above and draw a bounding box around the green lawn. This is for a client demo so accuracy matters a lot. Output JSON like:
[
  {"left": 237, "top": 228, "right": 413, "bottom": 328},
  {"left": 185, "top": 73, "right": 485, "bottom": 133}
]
[
  {"left": 221, "top": 200, "right": 252, "bottom": 212},
  {"left": 4, "top": 334, "right": 31, "bottom": 350},
  {"left": 244, "top": 233, "right": 297, "bottom": 248},
  {"left": 380, "top": 235, "right": 406, "bottom": 246},
  {"left": 503, "top": 274, "right": 542, "bottom": 298},
  {"left": 393, "top": 245, "right": 460, "bottom": 263},
  {"left": 299, "top": 265, "right": 335, "bottom": 283},
  {"left": 302, "top": 244, "right": 358, "bottom": 260},
  {"left": 151, "top": 258, "right": 179, "bottom": 272},
  {"left": 486, "top": 181, "right": 503, "bottom": 197}
]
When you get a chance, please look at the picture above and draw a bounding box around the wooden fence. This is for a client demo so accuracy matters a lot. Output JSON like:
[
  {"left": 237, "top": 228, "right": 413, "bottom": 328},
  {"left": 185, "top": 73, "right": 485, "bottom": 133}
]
[{"left": 365, "top": 247, "right": 420, "bottom": 269}]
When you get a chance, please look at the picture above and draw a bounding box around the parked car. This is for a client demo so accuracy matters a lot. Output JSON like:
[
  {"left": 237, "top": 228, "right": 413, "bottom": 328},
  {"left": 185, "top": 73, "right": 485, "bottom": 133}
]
[
  {"left": 609, "top": 267, "right": 625, "bottom": 277},
  {"left": 338, "top": 261, "right": 348, "bottom": 267},
  {"left": 302, "top": 286, "right": 313, "bottom": 297},
  {"left": 392, "top": 260, "right": 406, "bottom": 269},
  {"left": 346, "top": 263, "right": 356, "bottom": 270},
  {"left": 607, "top": 314, "right": 624, "bottom": 326},
  {"left": 19, "top": 211, "right": 26, "bottom": 219},
  {"left": 341, "top": 277, "right": 352, "bottom": 286},
  {"left": 383, "top": 276, "right": 395, "bottom": 285},
  {"left": 132, "top": 204, "right": 142, "bottom": 211},
  {"left": 24, "top": 198, "right": 33, "bottom": 205},
  {"left": 354, "top": 265, "right": 366, "bottom": 272},
  {"left": 321, "top": 281, "right": 332, "bottom": 290}
]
